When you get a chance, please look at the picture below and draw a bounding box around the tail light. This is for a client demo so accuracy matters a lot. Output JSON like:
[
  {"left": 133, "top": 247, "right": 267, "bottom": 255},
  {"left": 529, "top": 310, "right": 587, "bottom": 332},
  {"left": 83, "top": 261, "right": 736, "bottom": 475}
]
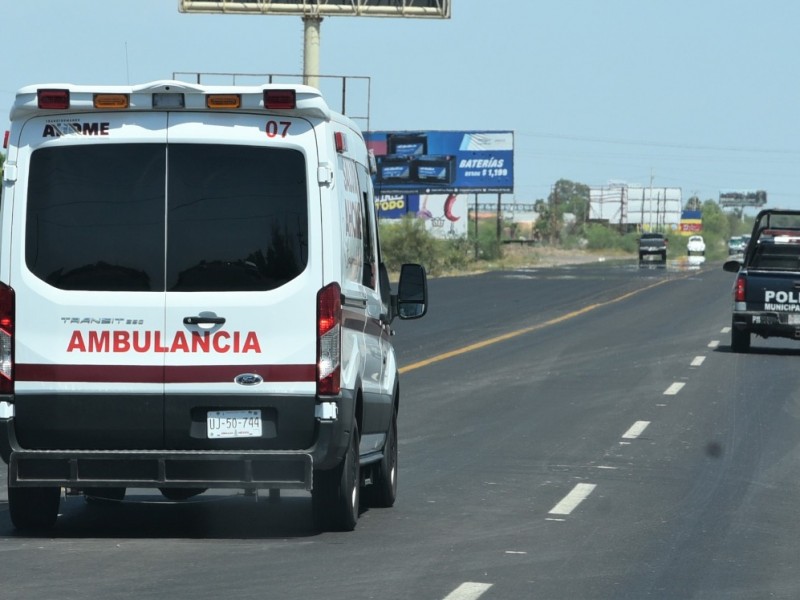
[
  {"left": 0, "top": 283, "right": 14, "bottom": 394},
  {"left": 264, "top": 89, "right": 296, "bottom": 109},
  {"left": 37, "top": 89, "right": 70, "bottom": 109},
  {"left": 317, "top": 283, "right": 341, "bottom": 396},
  {"left": 734, "top": 275, "right": 746, "bottom": 302}
]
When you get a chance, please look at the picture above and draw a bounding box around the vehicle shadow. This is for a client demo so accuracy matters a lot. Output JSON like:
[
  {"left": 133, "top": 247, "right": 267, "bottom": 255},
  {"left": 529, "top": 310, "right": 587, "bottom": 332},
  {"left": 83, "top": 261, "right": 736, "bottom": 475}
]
[
  {"left": 715, "top": 344, "right": 800, "bottom": 356},
  {"left": 0, "top": 491, "right": 370, "bottom": 540}
]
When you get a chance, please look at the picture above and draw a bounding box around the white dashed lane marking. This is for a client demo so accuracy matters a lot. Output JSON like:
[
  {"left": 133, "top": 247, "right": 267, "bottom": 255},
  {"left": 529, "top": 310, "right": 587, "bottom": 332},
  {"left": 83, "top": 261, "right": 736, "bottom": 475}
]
[
  {"left": 691, "top": 356, "right": 705, "bottom": 367},
  {"left": 622, "top": 421, "right": 650, "bottom": 439},
  {"left": 442, "top": 582, "right": 493, "bottom": 600},
  {"left": 708, "top": 340, "right": 720, "bottom": 348},
  {"left": 664, "top": 382, "right": 685, "bottom": 395},
  {"left": 548, "top": 483, "right": 597, "bottom": 516}
]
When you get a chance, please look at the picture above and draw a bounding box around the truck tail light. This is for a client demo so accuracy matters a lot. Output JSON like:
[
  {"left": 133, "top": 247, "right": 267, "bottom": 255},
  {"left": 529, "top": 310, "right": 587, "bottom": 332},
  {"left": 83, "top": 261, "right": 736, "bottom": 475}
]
[
  {"left": 37, "top": 89, "right": 70, "bottom": 109},
  {"left": 734, "top": 275, "right": 746, "bottom": 302},
  {"left": 317, "top": 283, "right": 341, "bottom": 396},
  {"left": 0, "top": 283, "right": 14, "bottom": 394},
  {"left": 264, "top": 89, "right": 296, "bottom": 110}
]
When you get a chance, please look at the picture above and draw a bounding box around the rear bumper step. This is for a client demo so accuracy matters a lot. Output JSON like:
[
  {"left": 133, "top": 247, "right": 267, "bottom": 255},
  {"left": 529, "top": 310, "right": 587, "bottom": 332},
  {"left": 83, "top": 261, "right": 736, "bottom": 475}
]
[{"left": 9, "top": 448, "right": 313, "bottom": 490}]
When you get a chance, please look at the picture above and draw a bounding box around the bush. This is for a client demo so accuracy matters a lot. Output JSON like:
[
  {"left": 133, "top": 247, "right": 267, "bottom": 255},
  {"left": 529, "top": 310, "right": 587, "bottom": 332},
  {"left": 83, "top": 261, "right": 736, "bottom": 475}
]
[
  {"left": 379, "top": 217, "right": 506, "bottom": 275},
  {"left": 379, "top": 217, "right": 440, "bottom": 273}
]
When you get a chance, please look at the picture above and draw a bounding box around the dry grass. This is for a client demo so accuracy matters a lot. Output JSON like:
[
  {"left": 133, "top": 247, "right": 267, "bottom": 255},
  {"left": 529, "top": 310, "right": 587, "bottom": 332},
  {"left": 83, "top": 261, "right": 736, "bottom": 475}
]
[{"left": 434, "top": 245, "right": 634, "bottom": 278}]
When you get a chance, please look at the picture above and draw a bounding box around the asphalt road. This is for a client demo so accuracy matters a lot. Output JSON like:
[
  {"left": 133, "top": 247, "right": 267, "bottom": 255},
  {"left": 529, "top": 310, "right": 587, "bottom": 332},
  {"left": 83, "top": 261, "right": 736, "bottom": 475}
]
[{"left": 4, "top": 257, "right": 800, "bottom": 599}]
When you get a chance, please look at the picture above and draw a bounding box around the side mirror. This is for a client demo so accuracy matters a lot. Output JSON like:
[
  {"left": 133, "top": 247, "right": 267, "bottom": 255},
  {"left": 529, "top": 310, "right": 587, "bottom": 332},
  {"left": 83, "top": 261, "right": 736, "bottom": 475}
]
[
  {"left": 723, "top": 259, "right": 742, "bottom": 273},
  {"left": 396, "top": 263, "right": 427, "bottom": 320}
]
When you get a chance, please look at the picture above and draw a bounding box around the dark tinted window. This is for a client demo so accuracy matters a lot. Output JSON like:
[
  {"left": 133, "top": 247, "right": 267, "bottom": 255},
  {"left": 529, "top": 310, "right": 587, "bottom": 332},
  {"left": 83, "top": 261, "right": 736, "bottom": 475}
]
[
  {"left": 166, "top": 144, "right": 308, "bottom": 292},
  {"left": 25, "top": 143, "right": 308, "bottom": 293},
  {"left": 26, "top": 145, "right": 166, "bottom": 291}
]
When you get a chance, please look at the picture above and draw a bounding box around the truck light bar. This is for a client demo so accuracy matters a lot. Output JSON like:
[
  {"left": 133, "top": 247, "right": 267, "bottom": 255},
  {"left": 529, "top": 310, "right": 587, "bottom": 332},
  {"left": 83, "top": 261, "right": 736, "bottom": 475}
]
[{"left": 13, "top": 82, "right": 333, "bottom": 121}]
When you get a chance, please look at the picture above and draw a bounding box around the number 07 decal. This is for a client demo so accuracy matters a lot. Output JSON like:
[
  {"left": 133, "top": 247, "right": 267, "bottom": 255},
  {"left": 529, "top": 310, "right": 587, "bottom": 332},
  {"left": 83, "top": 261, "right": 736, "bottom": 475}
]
[{"left": 265, "top": 120, "right": 291, "bottom": 138}]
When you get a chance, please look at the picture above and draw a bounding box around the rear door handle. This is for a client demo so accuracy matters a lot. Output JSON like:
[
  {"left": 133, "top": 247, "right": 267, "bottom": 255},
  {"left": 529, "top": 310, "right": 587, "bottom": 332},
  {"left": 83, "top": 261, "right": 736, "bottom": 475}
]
[{"left": 183, "top": 316, "right": 226, "bottom": 325}]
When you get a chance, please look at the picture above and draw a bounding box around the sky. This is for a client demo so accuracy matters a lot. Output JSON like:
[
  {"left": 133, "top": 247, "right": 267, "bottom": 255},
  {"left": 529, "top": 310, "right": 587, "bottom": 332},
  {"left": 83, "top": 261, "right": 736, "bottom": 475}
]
[{"left": 2, "top": 0, "right": 800, "bottom": 210}]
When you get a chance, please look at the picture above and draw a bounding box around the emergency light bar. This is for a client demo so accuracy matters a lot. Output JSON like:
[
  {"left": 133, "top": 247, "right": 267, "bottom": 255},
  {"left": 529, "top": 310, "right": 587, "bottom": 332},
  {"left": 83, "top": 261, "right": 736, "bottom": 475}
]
[{"left": 12, "top": 81, "right": 333, "bottom": 121}]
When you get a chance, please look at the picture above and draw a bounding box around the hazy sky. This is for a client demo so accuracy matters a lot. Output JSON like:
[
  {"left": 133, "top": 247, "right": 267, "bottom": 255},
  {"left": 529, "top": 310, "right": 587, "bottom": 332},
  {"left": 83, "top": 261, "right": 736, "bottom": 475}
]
[{"left": 2, "top": 1, "right": 799, "bottom": 209}]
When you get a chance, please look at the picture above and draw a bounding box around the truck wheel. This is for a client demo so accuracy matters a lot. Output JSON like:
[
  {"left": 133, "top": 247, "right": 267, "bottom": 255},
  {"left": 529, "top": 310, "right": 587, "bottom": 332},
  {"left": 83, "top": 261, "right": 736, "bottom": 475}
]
[
  {"left": 312, "top": 422, "right": 360, "bottom": 531},
  {"left": 368, "top": 410, "right": 398, "bottom": 508},
  {"left": 731, "top": 327, "right": 750, "bottom": 353},
  {"left": 8, "top": 486, "right": 60, "bottom": 531},
  {"left": 159, "top": 488, "right": 207, "bottom": 501}
]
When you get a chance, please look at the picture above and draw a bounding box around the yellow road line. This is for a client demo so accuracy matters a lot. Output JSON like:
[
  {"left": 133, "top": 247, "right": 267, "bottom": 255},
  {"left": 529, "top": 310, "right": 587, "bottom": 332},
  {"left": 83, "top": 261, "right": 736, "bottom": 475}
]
[{"left": 399, "top": 274, "right": 689, "bottom": 374}]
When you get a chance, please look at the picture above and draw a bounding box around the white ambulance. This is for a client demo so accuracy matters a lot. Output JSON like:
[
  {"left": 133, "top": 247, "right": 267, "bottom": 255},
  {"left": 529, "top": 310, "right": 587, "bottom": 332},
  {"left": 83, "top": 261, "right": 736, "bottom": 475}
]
[{"left": 0, "top": 80, "right": 427, "bottom": 531}]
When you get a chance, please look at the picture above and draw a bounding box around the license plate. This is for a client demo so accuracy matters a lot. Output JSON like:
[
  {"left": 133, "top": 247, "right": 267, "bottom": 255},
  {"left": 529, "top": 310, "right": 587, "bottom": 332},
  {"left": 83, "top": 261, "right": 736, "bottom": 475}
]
[
  {"left": 207, "top": 410, "right": 262, "bottom": 439},
  {"left": 789, "top": 314, "right": 800, "bottom": 325}
]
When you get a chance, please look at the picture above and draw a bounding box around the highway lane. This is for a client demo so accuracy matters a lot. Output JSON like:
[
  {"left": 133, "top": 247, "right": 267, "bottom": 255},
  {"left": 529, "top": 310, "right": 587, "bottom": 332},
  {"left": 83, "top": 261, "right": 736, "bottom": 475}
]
[{"left": 4, "top": 260, "right": 800, "bottom": 599}]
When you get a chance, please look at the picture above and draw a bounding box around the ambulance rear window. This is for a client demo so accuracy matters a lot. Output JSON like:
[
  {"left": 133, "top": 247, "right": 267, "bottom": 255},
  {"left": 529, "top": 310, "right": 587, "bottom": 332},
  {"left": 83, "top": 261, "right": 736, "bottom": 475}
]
[{"left": 26, "top": 144, "right": 308, "bottom": 292}]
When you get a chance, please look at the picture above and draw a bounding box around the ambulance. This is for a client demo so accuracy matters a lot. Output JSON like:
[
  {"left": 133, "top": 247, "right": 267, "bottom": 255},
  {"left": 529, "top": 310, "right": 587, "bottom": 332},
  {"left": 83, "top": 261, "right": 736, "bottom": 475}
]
[{"left": 0, "top": 80, "right": 427, "bottom": 531}]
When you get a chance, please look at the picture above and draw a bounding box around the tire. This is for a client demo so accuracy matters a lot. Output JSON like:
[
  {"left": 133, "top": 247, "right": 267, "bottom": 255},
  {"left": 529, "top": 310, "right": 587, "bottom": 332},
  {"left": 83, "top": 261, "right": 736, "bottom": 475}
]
[
  {"left": 159, "top": 488, "right": 207, "bottom": 501},
  {"left": 8, "top": 486, "right": 60, "bottom": 531},
  {"left": 312, "top": 422, "right": 360, "bottom": 532},
  {"left": 84, "top": 487, "right": 126, "bottom": 503},
  {"left": 367, "top": 410, "right": 398, "bottom": 508},
  {"left": 731, "top": 327, "right": 751, "bottom": 353}
]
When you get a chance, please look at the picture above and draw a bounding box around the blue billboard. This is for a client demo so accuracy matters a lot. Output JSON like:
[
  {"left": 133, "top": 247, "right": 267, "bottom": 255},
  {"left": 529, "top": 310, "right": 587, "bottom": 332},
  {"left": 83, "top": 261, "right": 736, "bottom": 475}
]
[{"left": 365, "top": 130, "right": 514, "bottom": 194}]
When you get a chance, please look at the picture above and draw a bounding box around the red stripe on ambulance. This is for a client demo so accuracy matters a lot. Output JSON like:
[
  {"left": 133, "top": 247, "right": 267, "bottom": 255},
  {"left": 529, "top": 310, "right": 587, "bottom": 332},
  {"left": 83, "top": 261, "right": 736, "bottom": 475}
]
[{"left": 16, "top": 363, "right": 315, "bottom": 384}]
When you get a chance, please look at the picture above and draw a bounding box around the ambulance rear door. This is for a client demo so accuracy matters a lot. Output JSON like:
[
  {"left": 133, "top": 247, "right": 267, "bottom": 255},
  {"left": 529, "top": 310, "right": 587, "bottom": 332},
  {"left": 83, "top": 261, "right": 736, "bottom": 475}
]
[
  {"left": 11, "top": 112, "right": 168, "bottom": 450},
  {"left": 161, "top": 112, "right": 322, "bottom": 450}
]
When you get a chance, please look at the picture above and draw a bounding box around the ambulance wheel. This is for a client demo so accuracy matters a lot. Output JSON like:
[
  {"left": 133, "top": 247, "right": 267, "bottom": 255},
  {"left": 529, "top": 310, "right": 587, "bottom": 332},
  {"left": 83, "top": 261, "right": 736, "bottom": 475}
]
[
  {"left": 368, "top": 410, "right": 397, "bottom": 508},
  {"left": 8, "top": 485, "right": 60, "bottom": 531},
  {"left": 312, "top": 422, "right": 360, "bottom": 532},
  {"left": 731, "top": 327, "right": 750, "bottom": 353},
  {"left": 84, "top": 487, "right": 126, "bottom": 503},
  {"left": 159, "top": 488, "right": 207, "bottom": 501}
]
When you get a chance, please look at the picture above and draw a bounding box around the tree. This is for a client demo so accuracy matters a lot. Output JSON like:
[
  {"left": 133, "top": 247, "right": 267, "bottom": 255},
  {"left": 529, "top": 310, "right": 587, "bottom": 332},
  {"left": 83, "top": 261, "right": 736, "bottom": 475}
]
[
  {"left": 701, "top": 199, "right": 730, "bottom": 239},
  {"left": 534, "top": 179, "right": 590, "bottom": 243},
  {"left": 685, "top": 196, "right": 702, "bottom": 211}
]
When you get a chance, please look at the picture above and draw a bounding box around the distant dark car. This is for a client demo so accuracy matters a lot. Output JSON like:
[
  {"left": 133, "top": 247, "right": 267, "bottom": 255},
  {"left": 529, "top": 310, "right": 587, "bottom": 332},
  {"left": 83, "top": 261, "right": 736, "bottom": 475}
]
[{"left": 638, "top": 233, "right": 668, "bottom": 265}]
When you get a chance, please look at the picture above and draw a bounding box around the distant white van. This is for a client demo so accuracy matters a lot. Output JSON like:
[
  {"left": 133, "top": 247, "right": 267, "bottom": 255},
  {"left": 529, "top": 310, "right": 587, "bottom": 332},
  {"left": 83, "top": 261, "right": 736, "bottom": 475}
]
[{"left": 0, "top": 80, "right": 427, "bottom": 531}]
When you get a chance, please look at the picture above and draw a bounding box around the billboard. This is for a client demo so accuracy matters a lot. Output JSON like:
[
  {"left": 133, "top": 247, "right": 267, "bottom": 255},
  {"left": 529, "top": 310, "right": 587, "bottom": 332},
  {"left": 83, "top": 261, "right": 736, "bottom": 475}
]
[
  {"left": 375, "top": 193, "right": 468, "bottom": 238},
  {"left": 366, "top": 130, "right": 514, "bottom": 194},
  {"left": 590, "top": 185, "right": 682, "bottom": 228},
  {"left": 680, "top": 210, "right": 702, "bottom": 234},
  {"left": 719, "top": 190, "right": 767, "bottom": 207},
  {"left": 179, "top": 0, "right": 451, "bottom": 18}
]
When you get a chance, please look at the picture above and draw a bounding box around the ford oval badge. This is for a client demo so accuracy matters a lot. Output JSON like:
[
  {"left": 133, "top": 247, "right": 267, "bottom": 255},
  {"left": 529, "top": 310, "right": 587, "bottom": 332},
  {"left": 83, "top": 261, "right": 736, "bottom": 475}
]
[{"left": 235, "top": 373, "right": 263, "bottom": 386}]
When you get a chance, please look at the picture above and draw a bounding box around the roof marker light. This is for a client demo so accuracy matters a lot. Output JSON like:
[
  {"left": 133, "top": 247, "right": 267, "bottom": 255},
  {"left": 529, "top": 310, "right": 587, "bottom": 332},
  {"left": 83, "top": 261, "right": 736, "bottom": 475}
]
[
  {"left": 152, "top": 93, "right": 185, "bottom": 109},
  {"left": 94, "top": 94, "right": 129, "bottom": 109},
  {"left": 207, "top": 94, "right": 241, "bottom": 109},
  {"left": 264, "top": 89, "right": 296, "bottom": 109},
  {"left": 37, "top": 89, "right": 69, "bottom": 109}
]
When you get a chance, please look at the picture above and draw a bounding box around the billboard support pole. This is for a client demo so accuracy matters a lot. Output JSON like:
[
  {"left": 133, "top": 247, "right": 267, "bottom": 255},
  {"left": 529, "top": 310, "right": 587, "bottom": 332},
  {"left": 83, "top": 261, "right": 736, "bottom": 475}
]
[
  {"left": 302, "top": 15, "right": 323, "bottom": 89},
  {"left": 496, "top": 193, "right": 502, "bottom": 242},
  {"left": 474, "top": 194, "right": 479, "bottom": 260}
]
